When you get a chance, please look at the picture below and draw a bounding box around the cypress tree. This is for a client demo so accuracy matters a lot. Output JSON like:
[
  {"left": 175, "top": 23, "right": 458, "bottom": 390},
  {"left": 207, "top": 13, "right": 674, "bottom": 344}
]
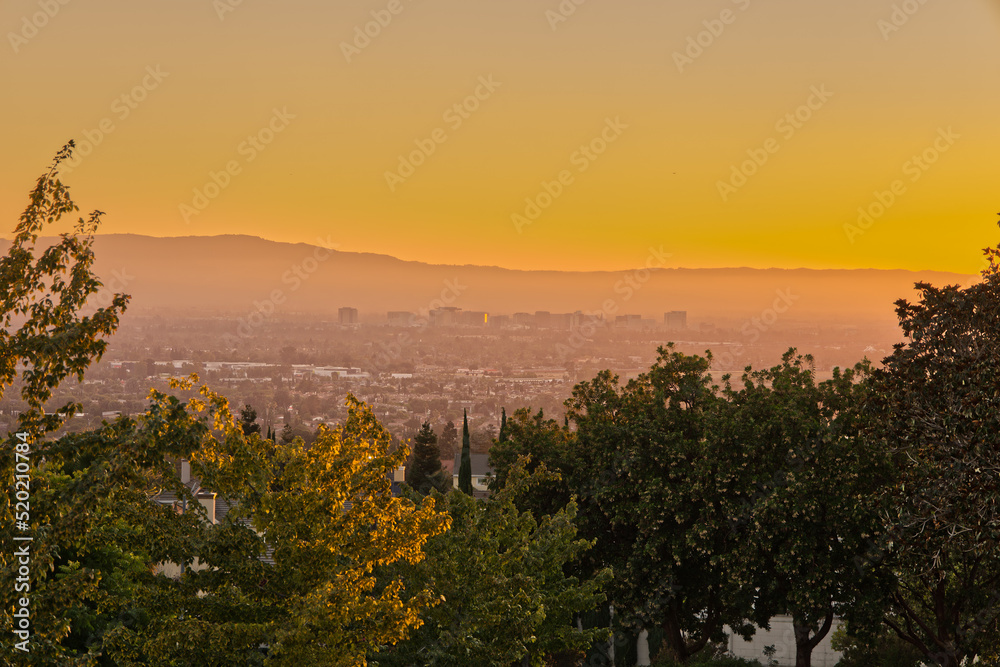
[
  {"left": 459, "top": 409, "right": 473, "bottom": 495},
  {"left": 499, "top": 407, "right": 508, "bottom": 443}
]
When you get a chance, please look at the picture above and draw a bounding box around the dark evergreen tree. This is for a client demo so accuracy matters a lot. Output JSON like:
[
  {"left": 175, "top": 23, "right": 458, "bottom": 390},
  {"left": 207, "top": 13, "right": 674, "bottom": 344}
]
[
  {"left": 405, "top": 422, "right": 450, "bottom": 495},
  {"left": 238, "top": 404, "right": 261, "bottom": 436},
  {"left": 499, "top": 407, "right": 508, "bottom": 443},
  {"left": 459, "top": 409, "right": 473, "bottom": 495}
]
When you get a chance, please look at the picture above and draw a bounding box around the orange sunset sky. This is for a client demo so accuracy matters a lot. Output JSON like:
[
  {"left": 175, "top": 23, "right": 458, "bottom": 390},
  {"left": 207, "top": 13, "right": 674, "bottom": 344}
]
[{"left": 1, "top": 0, "right": 998, "bottom": 273}]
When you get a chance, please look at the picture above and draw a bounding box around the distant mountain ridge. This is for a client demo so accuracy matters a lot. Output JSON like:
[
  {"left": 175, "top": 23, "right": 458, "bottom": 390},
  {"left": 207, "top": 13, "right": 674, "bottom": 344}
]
[{"left": 0, "top": 234, "right": 979, "bottom": 326}]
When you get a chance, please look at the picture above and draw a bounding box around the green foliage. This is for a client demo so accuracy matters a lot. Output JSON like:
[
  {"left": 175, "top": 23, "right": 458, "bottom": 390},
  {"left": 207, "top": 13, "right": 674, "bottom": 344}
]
[
  {"left": 830, "top": 627, "right": 923, "bottom": 667},
  {"left": 458, "top": 409, "right": 472, "bottom": 495},
  {"left": 861, "top": 241, "right": 1000, "bottom": 666},
  {"left": 719, "top": 351, "right": 890, "bottom": 662},
  {"left": 493, "top": 346, "right": 888, "bottom": 666},
  {"left": 373, "top": 460, "right": 610, "bottom": 667},
  {"left": 488, "top": 407, "right": 575, "bottom": 521},
  {"left": 1, "top": 382, "right": 451, "bottom": 666},
  {"left": 0, "top": 142, "right": 129, "bottom": 437},
  {"left": 278, "top": 420, "right": 315, "bottom": 447},
  {"left": 493, "top": 346, "right": 763, "bottom": 661},
  {"left": 565, "top": 346, "right": 757, "bottom": 660},
  {"left": 651, "top": 641, "right": 762, "bottom": 667},
  {"left": 0, "top": 144, "right": 131, "bottom": 663},
  {"left": 238, "top": 404, "right": 262, "bottom": 436},
  {"left": 1, "top": 382, "right": 230, "bottom": 665},
  {"left": 241, "top": 393, "right": 451, "bottom": 667},
  {"left": 405, "top": 421, "right": 450, "bottom": 495}
]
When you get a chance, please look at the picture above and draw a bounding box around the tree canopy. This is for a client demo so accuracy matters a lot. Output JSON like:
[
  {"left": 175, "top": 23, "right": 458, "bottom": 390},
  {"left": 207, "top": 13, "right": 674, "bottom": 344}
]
[
  {"left": 860, "top": 241, "right": 1000, "bottom": 667},
  {"left": 405, "top": 422, "right": 450, "bottom": 495},
  {"left": 373, "top": 461, "right": 610, "bottom": 667}
]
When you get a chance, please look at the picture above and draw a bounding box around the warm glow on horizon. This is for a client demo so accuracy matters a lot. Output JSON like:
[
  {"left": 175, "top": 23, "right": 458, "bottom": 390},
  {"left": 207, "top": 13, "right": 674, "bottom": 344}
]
[{"left": 2, "top": 0, "right": 998, "bottom": 274}]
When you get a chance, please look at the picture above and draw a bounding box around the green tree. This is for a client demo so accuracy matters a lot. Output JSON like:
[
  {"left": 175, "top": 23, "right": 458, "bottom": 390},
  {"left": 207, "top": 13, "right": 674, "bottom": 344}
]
[
  {"left": 56, "top": 380, "right": 273, "bottom": 667},
  {"left": 861, "top": 240, "right": 1000, "bottom": 666},
  {"left": 405, "top": 422, "right": 450, "bottom": 495},
  {"left": 241, "top": 393, "right": 452, "bottom": 666},
  {"left": 278, "top": 416, "right": 315, "bottom": 447},
  {"left": 499, "top": 407, "right": 508, "bottom": 443},
  {"left": 0, "top": 143, "right": 129, "bottom": 438},
  {"left": 492, "top": 346, "right": 760, "bottom": 662},
  {"left": 18, "top": 381, "right": 452, "bottom": 667},
  {"left": 488, "top": 408, "right": 576, "bottom": 522},
  {"left": 720, "top": 351, "right": 888, "bottom": 667},
  {"left": 459, "top": 409, "right": 472, "bottom": 495},
  {"left": 238, "top": 404, "right": 262, "bottom": 436},
  {"left": 570, "top": 346, "right": 762, "bottom": 661},
  {"left": 0, "top": 144, "right": 131, "bottom": 663},
  {"left": 830, "top": 626, "right": 923, "bottom": 667},
  {"left": 373, "top": 462, "right": 610, "bottom": 666}
]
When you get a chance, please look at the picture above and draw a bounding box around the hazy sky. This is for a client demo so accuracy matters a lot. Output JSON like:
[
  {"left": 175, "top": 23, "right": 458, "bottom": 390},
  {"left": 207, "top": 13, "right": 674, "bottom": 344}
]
[{"left": 2, "top": 0, "right": 998, "bottom": 273}]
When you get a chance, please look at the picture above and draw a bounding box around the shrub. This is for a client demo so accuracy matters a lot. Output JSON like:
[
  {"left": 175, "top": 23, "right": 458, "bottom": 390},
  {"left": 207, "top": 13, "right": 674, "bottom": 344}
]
[{"left": 831, "top": 627, "right": 922, "bottom": 667}]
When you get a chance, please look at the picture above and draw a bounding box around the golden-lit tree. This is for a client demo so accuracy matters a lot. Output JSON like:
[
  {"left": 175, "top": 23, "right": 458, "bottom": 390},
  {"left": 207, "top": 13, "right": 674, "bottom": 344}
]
[{"left": 247, "top": 393, "right": 451, "bottom": 666}]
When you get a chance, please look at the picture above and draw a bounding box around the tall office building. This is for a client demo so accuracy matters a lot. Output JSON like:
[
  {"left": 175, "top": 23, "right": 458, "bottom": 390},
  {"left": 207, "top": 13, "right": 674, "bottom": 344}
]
[
  {"left": 338, "top": 307, "right": 359, "bottom": 325},
  {"left": 387, "top": 311, "right": 415, "bottom": 327},
  {"left": 664, "top": 311, "right": 687, "bottom": 330}
]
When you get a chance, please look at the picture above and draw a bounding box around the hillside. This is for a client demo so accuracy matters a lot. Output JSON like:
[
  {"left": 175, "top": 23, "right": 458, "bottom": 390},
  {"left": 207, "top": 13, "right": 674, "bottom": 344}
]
[{"left": 0, "top": 234, "right": 979, "bottom": 326}]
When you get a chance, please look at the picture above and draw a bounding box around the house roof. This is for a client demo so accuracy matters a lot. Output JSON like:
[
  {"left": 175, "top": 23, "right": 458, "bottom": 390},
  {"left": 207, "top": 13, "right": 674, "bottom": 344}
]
[{"left": 452, "top": 453, "right": 492, "bottom": 477}]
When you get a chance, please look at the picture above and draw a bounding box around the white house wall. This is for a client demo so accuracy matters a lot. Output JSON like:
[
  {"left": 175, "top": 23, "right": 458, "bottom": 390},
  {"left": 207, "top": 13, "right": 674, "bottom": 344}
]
[{"left": 725, "top": 616, "right": 843, "bottom": 667}]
